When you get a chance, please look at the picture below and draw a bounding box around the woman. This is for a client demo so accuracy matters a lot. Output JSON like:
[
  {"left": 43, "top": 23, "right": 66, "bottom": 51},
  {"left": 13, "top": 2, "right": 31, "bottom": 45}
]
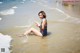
[{"left": 24, "top": 11, "right": 47, "bottom": 36}]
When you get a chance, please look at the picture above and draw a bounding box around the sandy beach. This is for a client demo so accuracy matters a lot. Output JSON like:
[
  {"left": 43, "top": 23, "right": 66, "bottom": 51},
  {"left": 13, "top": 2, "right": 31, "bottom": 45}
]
[
  {"left": 0, "top": 0, "right": 80, "bottom": 53},
  {"left": 1, "top": 21, "right": 80, "bottom": 53}
]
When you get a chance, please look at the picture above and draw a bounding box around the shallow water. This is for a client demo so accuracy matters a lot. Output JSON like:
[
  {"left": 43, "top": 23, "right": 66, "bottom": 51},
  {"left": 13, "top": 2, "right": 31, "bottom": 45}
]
[{"left": 0, "top": 0, "right": 80, "bottom": 53}]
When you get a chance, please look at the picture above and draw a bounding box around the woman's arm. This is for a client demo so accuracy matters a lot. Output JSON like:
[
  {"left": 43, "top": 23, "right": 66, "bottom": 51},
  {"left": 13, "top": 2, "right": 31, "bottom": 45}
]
[{"left": 35, "top": 21, "right": 40, "bottom": 27}]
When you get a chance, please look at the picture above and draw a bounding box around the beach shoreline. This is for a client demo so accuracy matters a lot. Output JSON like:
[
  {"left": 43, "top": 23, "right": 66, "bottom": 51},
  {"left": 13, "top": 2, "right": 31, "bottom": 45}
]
[
  {"left": 0, "top": 0, "right": 80, "bottom": 53},
  {"left": 0, "top": 20, "right": 80, "bottom": 53}
]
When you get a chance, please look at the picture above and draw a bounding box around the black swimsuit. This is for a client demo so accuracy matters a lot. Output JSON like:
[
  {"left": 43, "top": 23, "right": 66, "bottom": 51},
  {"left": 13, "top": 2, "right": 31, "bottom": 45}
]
[{"left": 40, "top": 18, "right": 47, "bottom": 36}]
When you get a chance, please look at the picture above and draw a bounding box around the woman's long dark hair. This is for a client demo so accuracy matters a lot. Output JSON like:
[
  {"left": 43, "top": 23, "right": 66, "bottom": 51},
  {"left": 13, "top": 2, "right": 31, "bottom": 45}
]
[{"left": 38, "top": 11, "right": 46, "bottom": 18}]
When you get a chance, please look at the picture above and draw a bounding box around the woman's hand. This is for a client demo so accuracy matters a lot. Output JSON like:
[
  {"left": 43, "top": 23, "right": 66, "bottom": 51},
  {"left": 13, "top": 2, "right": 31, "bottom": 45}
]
[{"left": 35, "top": 21, "right": 40, "bottom": 27}]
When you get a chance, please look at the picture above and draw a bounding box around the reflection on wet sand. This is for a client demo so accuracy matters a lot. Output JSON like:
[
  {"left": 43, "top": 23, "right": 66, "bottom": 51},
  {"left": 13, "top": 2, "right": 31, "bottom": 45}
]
[
  {"left": 0, "top": 0, "right": 80, "bottom": 53},
  {"left": 7, "top": 21, "right": 80, "bottom": 53}
]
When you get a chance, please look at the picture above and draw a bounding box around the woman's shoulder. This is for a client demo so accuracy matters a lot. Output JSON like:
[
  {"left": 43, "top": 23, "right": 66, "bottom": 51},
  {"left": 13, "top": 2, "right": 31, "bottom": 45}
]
[
  {"left": 42, "top": 18, "right": 47, "bottom": 23},
  {"left": 42, "top": 18, "right": 47, "bottom": 21}
]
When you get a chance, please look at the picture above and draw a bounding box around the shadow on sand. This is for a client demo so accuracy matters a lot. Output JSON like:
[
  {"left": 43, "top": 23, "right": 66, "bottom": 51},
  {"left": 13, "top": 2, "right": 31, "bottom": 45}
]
[{"left": 43, "top": 32, "right": 52, "bottom": 37}]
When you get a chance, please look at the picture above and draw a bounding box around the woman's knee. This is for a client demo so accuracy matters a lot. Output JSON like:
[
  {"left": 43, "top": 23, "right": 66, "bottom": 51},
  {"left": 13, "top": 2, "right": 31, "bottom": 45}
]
[
  {"left": 30, "top": 27, "right": 33, "bottom": 30},
  {"left": 29, "top": 28, "right": 35, "bottom": 32},
  {"left": 30, "top": 27, "right": 36, "bottom": 30}
]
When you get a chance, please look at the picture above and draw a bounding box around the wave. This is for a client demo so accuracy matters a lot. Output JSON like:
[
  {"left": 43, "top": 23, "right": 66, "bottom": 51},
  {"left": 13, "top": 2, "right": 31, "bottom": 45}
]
[
  {"left": 22, "top": 0, "right": 26, "bottom": 2},
  {"left": 15, "top": 18, "right": 35, "bottom": 28},
  {"left": 54, "top": 8, "right": 80, "bottom": 24},
  {"left": 30, "top": 0, "right": 48, "bottom": 6},
  {"left": 0, "top": 2, "right": 3, "bottom": 4},
  {"left": 34, "top": 0, "right": 80, "bottom": 24},
  {"left": 30, "top": 0, "right": 36, "bottom": 3},
  {"left": 0, "top": 8, "right": 15, "bottom": 15},
  {"left": 12, "top": 6, "right": 18, "bottom": 9},
  {"left": 20, "top": 0, "right": 26, "bottom": 4},
  {"left": 0, "top": 33, "right": 12, "bottom": 53},
  {"left": 55, "top": 8, "right": 71, "bottom": 18},
  {"left": 24, "top": 0, "right": 80, "bottom": 24},
  {"left": 15, "top": 24, "right": 32, "bottom": 28},
  {"left": 0, "top": 17, "right": 2, "bottom": 21}
]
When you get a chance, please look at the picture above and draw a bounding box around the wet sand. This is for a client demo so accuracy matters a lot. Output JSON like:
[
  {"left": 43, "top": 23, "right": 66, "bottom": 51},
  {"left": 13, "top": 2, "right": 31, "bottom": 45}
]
[
  {"left": 1, "top": 20, "right": 80, "bottom": 53},
  {"left": 0, "top": 1, "right": 80, "bottom": 53}
]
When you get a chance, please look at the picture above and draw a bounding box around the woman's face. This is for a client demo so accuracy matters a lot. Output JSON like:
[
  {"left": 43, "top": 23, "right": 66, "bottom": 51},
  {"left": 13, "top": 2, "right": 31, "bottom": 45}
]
[{"left": 39, "top": 13, "right": 43, "bottom": 19}]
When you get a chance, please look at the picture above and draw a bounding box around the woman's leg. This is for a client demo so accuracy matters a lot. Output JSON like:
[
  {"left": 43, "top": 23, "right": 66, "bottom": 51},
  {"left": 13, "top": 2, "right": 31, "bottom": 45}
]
[{"left": 24, "top": 28, "right": 43, "bottom": 36}]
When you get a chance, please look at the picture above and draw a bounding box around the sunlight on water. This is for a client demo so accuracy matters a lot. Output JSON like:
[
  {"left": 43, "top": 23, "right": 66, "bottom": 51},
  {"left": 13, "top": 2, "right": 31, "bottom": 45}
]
[{"left": 0, "top": 0, "right": 80, "bottom": 53}]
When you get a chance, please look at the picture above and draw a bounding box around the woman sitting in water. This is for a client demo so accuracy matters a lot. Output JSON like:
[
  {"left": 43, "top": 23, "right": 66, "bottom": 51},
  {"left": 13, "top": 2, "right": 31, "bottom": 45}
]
[{"left": 23, "top": 11, "right": 47, "bottom": 36}]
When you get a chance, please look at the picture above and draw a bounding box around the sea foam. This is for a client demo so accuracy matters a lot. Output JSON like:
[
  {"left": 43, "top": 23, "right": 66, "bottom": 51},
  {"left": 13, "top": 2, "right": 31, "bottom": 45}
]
[
  {"left": 20, "top": 0, "right": 26, "bottom": 4},
  {"left": 54, "top": 8, "right": 80, "bottom": 24},
  {"left": 0, "top": 9, "right": 15, "bottom": 15},
  {"left": 12, "top": 6, "right": 18, "bottom": 9},
  {"left": 0, "top": 18, "right": 2, "bottom": 21},
  {"left": 0, "top": 2, "right": 3, "bottom": 4},
  {"left": 0, "top": 33, "right": 12, "bottom": 53},
  {"left": 15, "top": 24, "right": 32, "bottom": 28},
  {"left": 30, "top": 0, "right": 36, "bottom": 3},
  {"left": 22, "top": 0, "right": 26, "bottom": 2}
]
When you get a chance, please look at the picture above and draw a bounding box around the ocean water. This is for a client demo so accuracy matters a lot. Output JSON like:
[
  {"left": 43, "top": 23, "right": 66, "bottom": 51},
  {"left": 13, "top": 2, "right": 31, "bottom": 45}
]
[
  {"left": 0, "top": 0, "right": 80, "bottom": 53},
  {"left": 0, "top": 0, "right": 80, "bottom": 30},
  {"left": 0, "top": 0, "right": 33, "bottom": 30},
  {"left": 0, "top": 0, "right": 56, "bottom": 30}
]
